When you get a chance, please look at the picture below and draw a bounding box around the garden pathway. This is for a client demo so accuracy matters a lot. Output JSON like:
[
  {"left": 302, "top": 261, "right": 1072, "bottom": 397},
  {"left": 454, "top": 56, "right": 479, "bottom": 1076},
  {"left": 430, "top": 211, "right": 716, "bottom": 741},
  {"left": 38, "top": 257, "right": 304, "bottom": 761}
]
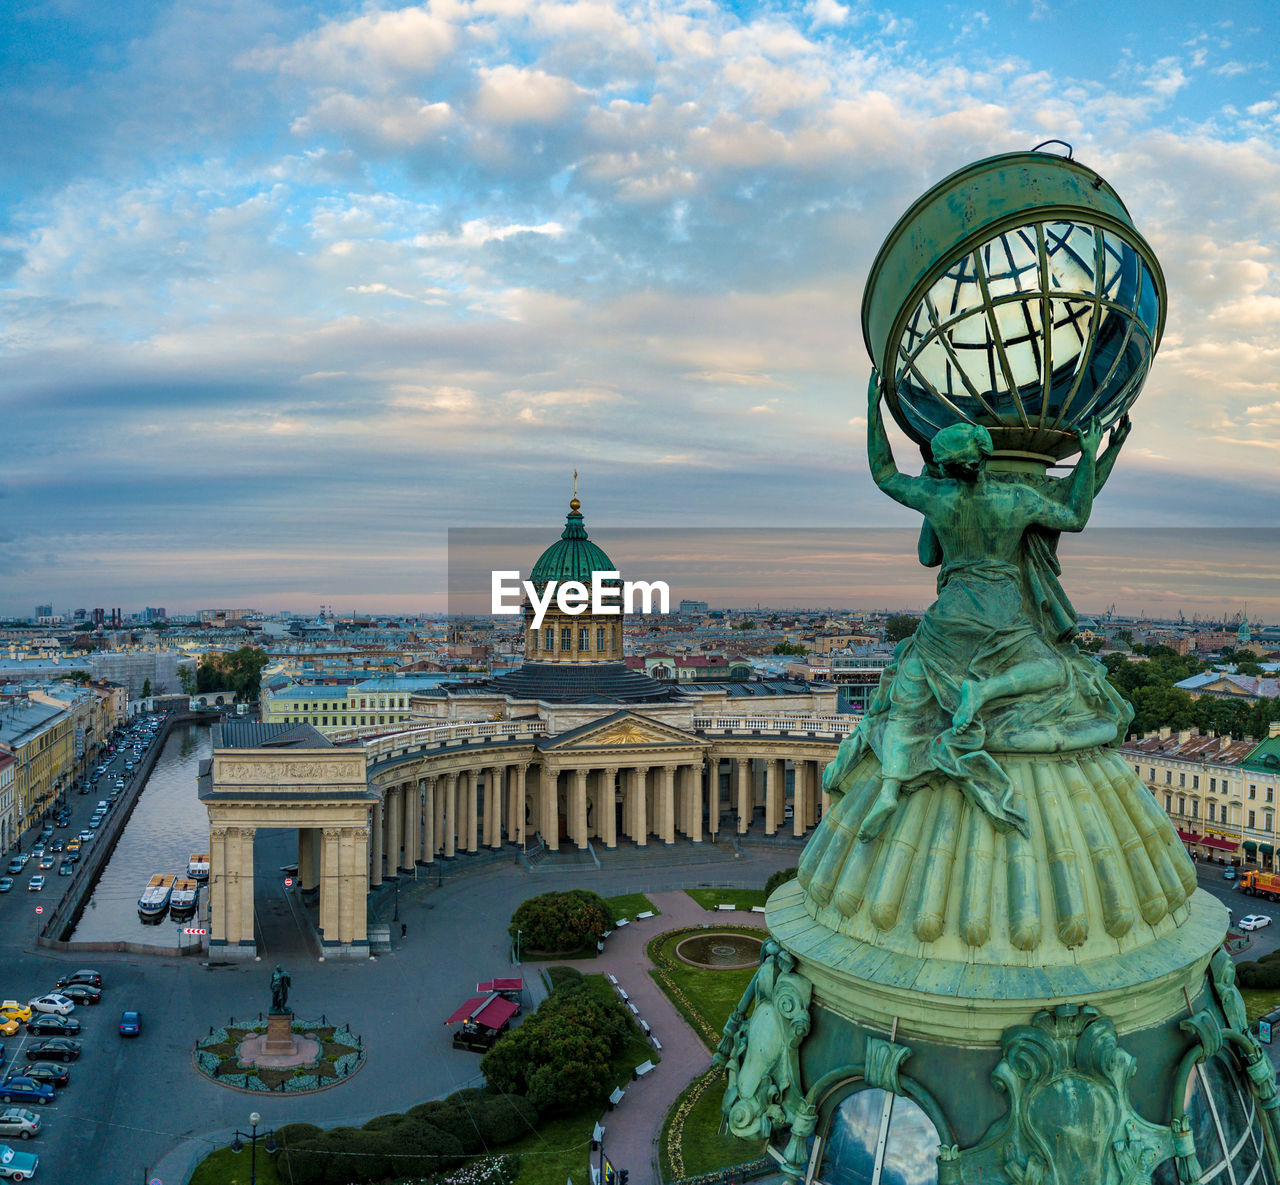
[{"left": 549, "top": 889, "right": 766, "bottom": 1185}]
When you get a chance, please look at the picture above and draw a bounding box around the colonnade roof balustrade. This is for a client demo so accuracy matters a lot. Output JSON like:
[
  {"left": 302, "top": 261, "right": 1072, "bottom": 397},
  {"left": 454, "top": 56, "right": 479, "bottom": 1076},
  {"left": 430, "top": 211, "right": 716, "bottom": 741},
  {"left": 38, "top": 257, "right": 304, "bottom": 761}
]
[{"left": 330, "top": 712, "right": 860, "bottom": 779}]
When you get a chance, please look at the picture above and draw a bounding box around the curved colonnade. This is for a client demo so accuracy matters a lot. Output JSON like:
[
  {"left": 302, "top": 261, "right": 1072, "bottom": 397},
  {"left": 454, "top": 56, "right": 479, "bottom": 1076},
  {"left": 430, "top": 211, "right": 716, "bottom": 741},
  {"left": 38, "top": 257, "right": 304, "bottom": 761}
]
[{"left": 345, "top": 715, "right": 849, "bottom": 887}]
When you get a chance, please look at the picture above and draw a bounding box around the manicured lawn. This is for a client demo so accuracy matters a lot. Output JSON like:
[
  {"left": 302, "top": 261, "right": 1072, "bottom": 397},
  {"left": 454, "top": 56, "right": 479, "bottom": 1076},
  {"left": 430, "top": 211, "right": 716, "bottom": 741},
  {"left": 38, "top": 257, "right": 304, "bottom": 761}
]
[
  {"left": 1240, "top": 986, "right": 1280, "bottom": 1027},
  {"left": 507, "top": 975, "right": 653, "bottom": 1185},
  {"left": 604, "top": 892, "right": 657, "bottom": 921},
  {"left": 684, "top": 888, "right": 766, "bottom": 912},
  {"left": 581, "top": 972, "right": 660, "bottom": 1080},
  {"left": 189, "top": 1145, "right": 286, "bottom": 1185},
  {"left": 648, "top": 929, "right": 758, "bottom": 1051},
  {"left": 661, "top": 1068, "right": 764, "bottom": 1180},
  {"left": 506, "top": 1110, "right": 596, "bottom": 1185}
]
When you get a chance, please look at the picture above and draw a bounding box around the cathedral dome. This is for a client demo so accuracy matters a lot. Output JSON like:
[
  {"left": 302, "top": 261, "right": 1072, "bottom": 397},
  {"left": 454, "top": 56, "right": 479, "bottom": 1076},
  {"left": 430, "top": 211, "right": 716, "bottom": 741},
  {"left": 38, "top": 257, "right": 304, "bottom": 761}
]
[{"left": 529, "top": 493, "right": 616, "bottom": 588}]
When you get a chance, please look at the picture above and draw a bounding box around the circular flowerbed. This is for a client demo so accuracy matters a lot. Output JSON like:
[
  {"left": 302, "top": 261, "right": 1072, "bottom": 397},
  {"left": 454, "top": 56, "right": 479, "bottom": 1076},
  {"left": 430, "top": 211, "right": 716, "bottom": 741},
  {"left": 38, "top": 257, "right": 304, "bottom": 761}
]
[
  {"left": 194, "top": 1017, "right": 365, "bottom": 1093},
  {"left": 675, "top": 932, "right": 763, "bottom": 969}
]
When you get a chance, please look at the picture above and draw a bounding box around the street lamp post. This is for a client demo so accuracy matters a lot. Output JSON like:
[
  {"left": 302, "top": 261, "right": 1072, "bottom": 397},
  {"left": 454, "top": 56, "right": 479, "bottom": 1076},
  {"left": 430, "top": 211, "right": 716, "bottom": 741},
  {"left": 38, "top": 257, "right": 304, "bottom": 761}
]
[{"left": 230, "top": 1111, "right": 277, "bottom": 1184}]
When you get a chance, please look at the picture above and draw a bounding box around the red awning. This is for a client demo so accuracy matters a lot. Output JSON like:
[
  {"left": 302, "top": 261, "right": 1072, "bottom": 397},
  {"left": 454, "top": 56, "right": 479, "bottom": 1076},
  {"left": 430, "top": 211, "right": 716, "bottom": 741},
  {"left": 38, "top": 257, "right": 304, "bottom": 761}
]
[
  {"left": 1177, "top": 830, "right": 1200, "bottom": 843},
  {"left": 477, "top": 978, "right": 523, "bottom": 993},
  {"left": 1202, "top": 836, "right": 1238, "bottom": 852},
  {"left": 444, "top": 997, "right": 487, "bottom": 1025},
  {"left": 473, "top": 997, "right": 519, "bottom": 1030}
]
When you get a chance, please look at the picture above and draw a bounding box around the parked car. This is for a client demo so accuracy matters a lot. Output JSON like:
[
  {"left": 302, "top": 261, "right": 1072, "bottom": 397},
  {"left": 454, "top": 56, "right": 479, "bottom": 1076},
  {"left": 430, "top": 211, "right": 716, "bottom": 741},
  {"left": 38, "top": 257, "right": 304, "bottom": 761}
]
[
  {"left": 0, "top": 1110, "right": 39, "bottom": 1141},
  {"left": 23, "top": 1039, "right": 80, "bottom": 1063},
  {"left": 119, "top": 1010, "right": 141, "bottom": 1038},
  {"left": 25, "top": 1015, "right": 79, "bottom": 1038},
  {"left": 0, "top": 1142, "right": 39, "bottom": 1179},
  {"left": 0, "top": 1077, "right": 52, "bottom": 1105},
  {"left": 54, "top": 970, "right": 101, "bottom": 990},
  {"left": 0, "top": 880, "right": 11, "bottom": 895},
  {"left": 18, "top": 1066, "right": 67, "bottom": 1090},
  {"left": 24, "top": 879, "right": 43, "bottom": 894},
  {"left": 1239, "top": 914, "right": 1273, "bottom": 931},
  {"left": 0, "top": 1020, "right": 18, "bottom": 1040},
  {"left": 0, "top": 1006, "right": 31, "bottom": 1025},
  {"left": 26, "top": 997, "right": 72, "bottom": 1018},
  {"left": 55, "top": 984, "right": 100, "bottom": 1006}
]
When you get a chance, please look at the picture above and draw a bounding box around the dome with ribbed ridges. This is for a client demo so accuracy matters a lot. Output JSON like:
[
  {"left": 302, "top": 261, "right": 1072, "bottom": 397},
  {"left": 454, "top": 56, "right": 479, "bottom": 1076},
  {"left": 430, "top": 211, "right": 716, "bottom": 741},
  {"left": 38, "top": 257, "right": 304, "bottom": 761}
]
[{"left": 529, "top": 495, "right": 616, "bottom": 588}]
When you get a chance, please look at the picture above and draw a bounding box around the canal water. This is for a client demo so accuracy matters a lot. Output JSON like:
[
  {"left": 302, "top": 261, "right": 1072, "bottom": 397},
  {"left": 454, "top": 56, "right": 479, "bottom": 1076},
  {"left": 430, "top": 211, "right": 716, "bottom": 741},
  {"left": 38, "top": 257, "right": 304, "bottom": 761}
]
[{"left": 70, "top": 722, "right": 212, "bottom": 944}]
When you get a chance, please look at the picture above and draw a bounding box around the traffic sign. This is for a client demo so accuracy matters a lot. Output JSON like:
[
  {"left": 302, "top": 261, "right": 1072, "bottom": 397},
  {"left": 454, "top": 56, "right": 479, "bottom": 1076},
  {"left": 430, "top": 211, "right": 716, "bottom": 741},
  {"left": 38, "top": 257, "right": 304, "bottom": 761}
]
[
  {"left": 34, "top": 905, "right": 43, "bottom": 915},
  {"left": 284, "top": 876, "right": 294, "bottom": 887},
  {"left": 182, "top": 927, "right": 207, "bottom": 935}
]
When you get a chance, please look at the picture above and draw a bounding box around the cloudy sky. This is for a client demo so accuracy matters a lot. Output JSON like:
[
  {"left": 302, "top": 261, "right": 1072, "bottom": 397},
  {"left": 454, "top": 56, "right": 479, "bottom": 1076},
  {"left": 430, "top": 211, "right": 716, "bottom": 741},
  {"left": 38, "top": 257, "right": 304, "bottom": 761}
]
[{"left": 3, "top": 0, "right": 1279, "bottom": 618}]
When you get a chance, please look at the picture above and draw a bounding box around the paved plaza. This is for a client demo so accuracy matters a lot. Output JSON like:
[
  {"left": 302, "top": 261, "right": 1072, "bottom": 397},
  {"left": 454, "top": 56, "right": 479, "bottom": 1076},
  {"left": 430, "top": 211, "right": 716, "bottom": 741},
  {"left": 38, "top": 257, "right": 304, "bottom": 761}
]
[
  {"left": 0, "top": 828, "right": 1265, "bottom": 1185},
  {"left": 0, "top": 831, "right": 797, "bottom": 1184}
]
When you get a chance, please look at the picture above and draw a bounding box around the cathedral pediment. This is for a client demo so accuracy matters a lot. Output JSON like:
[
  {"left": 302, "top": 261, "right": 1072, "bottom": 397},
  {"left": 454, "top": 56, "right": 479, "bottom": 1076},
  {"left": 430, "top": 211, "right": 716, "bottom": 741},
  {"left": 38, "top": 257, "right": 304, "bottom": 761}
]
[{"left": 538, "top": 710, "right": 703, "bottom": 752}]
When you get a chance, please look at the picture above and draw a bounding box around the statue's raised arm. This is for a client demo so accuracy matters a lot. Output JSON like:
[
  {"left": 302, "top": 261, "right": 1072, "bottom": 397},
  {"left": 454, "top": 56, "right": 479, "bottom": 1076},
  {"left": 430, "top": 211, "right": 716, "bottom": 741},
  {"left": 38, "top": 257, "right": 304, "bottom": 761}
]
[{"left": 866, "top": 372, "right": 941, "bottom": 516}]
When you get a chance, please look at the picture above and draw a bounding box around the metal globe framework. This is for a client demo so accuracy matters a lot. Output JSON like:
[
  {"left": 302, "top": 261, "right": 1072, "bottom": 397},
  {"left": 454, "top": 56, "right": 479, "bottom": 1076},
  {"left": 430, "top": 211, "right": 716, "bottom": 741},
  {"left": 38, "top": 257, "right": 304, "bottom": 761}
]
[{"left": 862, "top": 150, "right": 1167, "bottom": 462}]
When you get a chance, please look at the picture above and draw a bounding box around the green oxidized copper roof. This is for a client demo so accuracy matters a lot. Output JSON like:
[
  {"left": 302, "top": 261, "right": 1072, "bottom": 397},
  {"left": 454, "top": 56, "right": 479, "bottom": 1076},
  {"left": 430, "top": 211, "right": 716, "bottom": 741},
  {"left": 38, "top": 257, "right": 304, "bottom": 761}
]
[
  {"left": 529, "top": 495, "right": 616, "bottom": 587},
  {"left": 1241, "top": 732, "right": 1280, "bottom": 774}
]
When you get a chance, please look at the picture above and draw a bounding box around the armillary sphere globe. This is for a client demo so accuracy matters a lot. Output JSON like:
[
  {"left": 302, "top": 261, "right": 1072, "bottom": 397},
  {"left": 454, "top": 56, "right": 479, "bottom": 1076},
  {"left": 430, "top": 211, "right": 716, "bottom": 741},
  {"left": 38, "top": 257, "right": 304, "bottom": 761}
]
[{"left": 862, "top": 147, "right": 1167, "bottom": 462}]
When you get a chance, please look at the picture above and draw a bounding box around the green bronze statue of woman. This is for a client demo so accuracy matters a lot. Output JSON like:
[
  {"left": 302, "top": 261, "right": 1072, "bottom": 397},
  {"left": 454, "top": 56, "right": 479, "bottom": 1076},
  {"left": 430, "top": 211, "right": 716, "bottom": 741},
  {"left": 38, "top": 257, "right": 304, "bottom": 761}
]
[{"left": 826, "top": 375, "right": 1132, "bottom": 842}]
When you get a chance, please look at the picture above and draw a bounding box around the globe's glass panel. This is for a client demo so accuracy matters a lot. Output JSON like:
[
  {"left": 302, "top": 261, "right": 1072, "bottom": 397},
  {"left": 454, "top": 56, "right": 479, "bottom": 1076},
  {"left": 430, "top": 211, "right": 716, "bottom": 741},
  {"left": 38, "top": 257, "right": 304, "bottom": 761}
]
[
  {"left": 1152, "top": 1054, "right": 1275, "bottom": 1185},
  {"left": 890, "top": 217, "right": 1161, "bottom": 448},
  {"left": 816, "top": 1088, "right": 940, "bottom": 1185}
]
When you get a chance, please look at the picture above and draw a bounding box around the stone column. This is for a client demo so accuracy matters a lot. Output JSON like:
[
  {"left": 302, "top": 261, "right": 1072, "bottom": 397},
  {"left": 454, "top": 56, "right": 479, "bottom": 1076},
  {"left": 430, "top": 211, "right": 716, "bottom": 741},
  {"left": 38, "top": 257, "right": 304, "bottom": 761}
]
[
  {"left": 765, "top": 759, "right": 780, "bottom": 836},
  {"left": 464, "top": 770, "right": 478, "bottom": 852},
  {"left": 660, "top": 764, "right": 676, "bottom": 845},
  {"left": 404, "top": 780, "right": 420, "bottom": 868},
  {"left": 513, "top": 765, "right": 528, "bottom": 846},
  {"left": 385, "top": 785, "right": 402, "bottom": 875},
  {"left": 370, "top": 796, "right": 384, "bottom": 885},
  {"left": 422, "top": 778, "right": 436, "bottom": 864},
  {"left": 433, "top": 777, "right": 446, "bottom": 856},
  {"left": 794, "top": 759, "right": 808, "bottom": 836},
  {"left": 319, "top": 826, "right": 341, "bottom": 940},
  {"left": 209, "top": 825, "right": 229, "bottom": 947},
  {"left": 687, "top": 763, "right": 703, "bottom": 843},
  {"left": 486, "top": 766, "right": 504, "bottom": 848},
  {"left": 298, "top": 826, "right": 319, "bottom": 893},
  {"left": 572, "top": 767, "right": 589, "bottom": 849},
  {"left": 542, "top": 764, "right": 559, "bottom": 851},
  {"left": 601, "top": 767, "right": 618, "bottom": 849},
  {"left": 338, "top": 826, "right": 369, "bottom": 946},
  {"left": 706, "top": 759, "right": 719, "bottom": 837},
  {"left": 444, "top": 772, "right": 458, "bottom": 859},
  {"left": 234, "top": 826, "right": 256, "bottom": 948},
  {"left": 736, "top": 758, "right": 751, "bottom": 834},
  {"left": 633, "top": 766, "right": 649, "bottom": 846}
]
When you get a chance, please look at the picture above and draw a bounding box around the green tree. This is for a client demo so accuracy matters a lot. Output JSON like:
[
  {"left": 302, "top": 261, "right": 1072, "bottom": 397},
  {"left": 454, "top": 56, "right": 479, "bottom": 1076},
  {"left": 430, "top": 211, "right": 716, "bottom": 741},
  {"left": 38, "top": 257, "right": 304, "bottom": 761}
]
[
  {"left": 765, "top": 866, "right": 797, "bottom": 896},
  {"left": 772, "top": 641, "right": 808, "bottom": 656},
  {"left": 141, "top": 678, "right": 152, "bottom": 698},
  {"left": 509, "top": 889, "right": 612, "bottom": 953},
  {"left": 1236, "top": 660, "right": 1264, "bottom": 677},
  {"left": 178, "top": 665, "right": 195, "bottom": 695},
  {"left": 735, "top": 619, "right": 757, "bottom": 630},
  {"left": 885, "top": 614, "right": 919, "bottom": 642}
]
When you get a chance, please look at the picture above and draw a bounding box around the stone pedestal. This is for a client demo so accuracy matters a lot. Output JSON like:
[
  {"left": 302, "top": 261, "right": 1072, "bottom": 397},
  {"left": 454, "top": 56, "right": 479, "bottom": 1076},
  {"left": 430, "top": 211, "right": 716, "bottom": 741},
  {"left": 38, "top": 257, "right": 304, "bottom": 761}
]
[{"left": 264, "top": 1011, "right": 295, "bottom": 1055}]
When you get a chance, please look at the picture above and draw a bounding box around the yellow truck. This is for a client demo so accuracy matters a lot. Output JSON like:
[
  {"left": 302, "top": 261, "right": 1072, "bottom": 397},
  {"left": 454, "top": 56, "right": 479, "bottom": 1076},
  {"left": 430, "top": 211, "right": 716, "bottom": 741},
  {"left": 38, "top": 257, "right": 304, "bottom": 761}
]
[{"left": 1239, "top": 870, "right": 1280, "bottom": 901}]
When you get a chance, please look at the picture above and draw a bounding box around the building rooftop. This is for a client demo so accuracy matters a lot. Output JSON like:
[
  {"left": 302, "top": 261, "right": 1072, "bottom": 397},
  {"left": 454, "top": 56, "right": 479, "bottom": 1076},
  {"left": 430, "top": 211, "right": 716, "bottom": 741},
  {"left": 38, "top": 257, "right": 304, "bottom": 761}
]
[
  {"left": 212, "top": 721, "right": 333, "bottom": 750},
  {"left": 1120, "top": 730, "right": 1257, "bottom": 766}
]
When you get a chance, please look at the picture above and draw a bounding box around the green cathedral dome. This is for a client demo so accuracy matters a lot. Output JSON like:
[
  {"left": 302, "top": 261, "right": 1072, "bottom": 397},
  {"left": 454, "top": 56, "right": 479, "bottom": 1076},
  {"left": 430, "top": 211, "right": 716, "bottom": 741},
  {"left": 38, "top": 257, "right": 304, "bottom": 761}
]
[{"left": 529, "top": 493, "right": 616, "bottom": 587}]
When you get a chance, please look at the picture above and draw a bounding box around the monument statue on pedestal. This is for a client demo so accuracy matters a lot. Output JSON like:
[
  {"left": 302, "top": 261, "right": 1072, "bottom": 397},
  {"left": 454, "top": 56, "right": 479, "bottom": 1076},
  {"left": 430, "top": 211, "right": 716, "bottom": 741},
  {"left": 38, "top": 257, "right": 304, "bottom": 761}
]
[{"left": 270, "top": 964, "right": 291, "bottom": 1015}]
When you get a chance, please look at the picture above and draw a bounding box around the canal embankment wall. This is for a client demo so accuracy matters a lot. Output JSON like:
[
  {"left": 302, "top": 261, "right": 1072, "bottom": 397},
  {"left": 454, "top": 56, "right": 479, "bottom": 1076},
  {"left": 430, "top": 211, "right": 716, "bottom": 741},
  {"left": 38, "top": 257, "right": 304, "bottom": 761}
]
[{"left": 38, "top": 709, "right": 221, "bottom": 953}]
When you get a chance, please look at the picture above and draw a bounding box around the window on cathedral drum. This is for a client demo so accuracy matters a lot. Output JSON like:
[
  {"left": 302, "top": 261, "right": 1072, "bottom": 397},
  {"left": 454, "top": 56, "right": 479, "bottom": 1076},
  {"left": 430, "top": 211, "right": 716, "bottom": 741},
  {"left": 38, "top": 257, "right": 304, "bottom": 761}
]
[
  {"left": 1154, "top": 1053, "right": 1277, "bottom": 1185},
  {"left": 816, "top": 1086, "right": 942, "bottom": 1185},
  {"left": 579, "top": 626, "right": 590, "bottom": 650},
  {"left": 545, "top": 627, "right": 554, "bottom": 651},
  {"left": 561, "top": 627, "right": 571, "bottom": 651},
  {"left": 597, "top": 626, "right": 606, "bottom": 651}
]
